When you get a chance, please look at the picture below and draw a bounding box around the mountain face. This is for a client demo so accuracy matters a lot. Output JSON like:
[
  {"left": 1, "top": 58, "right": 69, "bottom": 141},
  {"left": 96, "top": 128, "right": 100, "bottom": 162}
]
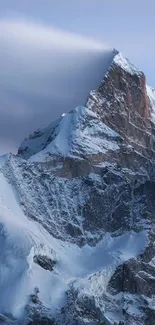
[{"left": 1, "top": 50, "right": 155, "bottom": 325}]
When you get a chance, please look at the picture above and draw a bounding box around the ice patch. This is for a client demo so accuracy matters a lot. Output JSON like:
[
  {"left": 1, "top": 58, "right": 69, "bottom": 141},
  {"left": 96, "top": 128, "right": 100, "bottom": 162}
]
[{"left": 113, "top": 52, "right": 142, "bottom": 76}]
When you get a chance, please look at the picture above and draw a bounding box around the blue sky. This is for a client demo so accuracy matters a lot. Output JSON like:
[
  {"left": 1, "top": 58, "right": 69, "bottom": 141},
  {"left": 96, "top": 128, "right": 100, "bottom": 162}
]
[
  {"left": 1, "top": 0, "right": 155, "bottom": 79},
  {"left": 0, "top": 0, "right": 154, "bottom": 154}
]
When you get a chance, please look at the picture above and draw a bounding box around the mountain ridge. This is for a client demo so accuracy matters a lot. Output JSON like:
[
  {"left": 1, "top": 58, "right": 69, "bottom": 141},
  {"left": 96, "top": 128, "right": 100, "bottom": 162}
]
[{"left": 0, "top": 50, "right": 155, "bottom": 324}]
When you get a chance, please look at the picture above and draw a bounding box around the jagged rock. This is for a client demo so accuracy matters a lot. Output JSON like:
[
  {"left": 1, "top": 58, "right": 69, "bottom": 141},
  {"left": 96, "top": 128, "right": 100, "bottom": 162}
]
[
  {"left": 33, "top": 255, "right": 56, "bottom": 271},
  {"left": 108, "top": 258, "right": 155, "bottom": 297},
  {"left": 87, "top": 52, "right": 155, "bottom": 165}
]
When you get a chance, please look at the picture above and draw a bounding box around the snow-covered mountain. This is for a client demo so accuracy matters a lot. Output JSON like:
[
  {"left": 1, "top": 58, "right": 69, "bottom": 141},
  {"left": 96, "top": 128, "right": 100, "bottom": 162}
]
[
  {"left": 18, "top": 106, "right": 121, "bottom": 161},
  {"left": 1, "top": 50, "right": 155, "bottom": 324}
]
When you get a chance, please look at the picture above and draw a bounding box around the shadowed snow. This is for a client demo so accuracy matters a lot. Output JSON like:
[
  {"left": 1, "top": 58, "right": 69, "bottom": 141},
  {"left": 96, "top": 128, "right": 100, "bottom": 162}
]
[{"left": 0, "top": 159, "right": 148, "bottom": 318}]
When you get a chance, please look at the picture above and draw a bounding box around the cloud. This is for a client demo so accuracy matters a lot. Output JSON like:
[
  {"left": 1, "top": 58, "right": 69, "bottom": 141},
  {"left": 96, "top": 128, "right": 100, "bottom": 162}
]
[{"left": 0, "top": 18, "right": 114, "bottom": 155}]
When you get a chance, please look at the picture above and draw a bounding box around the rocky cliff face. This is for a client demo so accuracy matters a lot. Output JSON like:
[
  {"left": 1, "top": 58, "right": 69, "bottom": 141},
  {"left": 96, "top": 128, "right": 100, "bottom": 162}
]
[
  {"left": 0, "top": 51, "right": 155, "bottom": 325},
  {"left": 87, "top": 52, "right": 155, "bottom": 165}
]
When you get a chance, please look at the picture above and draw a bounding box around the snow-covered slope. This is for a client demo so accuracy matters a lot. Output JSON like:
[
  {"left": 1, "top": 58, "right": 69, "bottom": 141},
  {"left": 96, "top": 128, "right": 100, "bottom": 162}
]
[
  {"left": 113, "top": 52, "right": 142, "bottom": 76},
  {"left": 18, "top": 106, "right": 122, "bottom": 162},
  {"left": 0, "top": 155, "right": 148, "bottom": 324}
]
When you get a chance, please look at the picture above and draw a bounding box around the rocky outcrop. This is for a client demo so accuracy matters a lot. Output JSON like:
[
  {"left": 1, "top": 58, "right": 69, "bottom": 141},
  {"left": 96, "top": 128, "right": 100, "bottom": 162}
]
[
  {"left": 87, "top": 52, "right": 155, "bottom": 164},
  {"left": 33, "top": 255, "right": 56, "bottom": 271}
]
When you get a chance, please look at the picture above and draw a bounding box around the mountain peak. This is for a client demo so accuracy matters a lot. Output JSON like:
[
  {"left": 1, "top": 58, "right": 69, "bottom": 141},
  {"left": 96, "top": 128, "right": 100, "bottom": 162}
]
[
  {"left": 113, "top": 51, "right": 142, "bottom": 76},
  {"left": 86, "top": 50, "right": 155, "bottom": 164},
  {"left": 2, "top": 50, "right": 155, "bottom": 325},
  {"left": 18, "top": 50, "right": 155, "bottom": 169}
]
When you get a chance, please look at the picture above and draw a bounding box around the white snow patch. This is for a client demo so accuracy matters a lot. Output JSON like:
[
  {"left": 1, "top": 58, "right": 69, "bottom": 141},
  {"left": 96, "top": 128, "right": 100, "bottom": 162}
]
[
  {"left": 73, "top": 231, "right": 147, "bottom": 297},
  {"left": 113, "top": 52, "right": 142, "bottom": 76},
  {"left": 95, "top": 161, "right": 116, "bottom": 168},
  {"left": 147, "top": 85, "right": 155, "bottom": 119},
  {"left": 0, "top": 153, "right": 11, "bottom": 168},
  {"left": 86, "top": 90, "right": 107, "bottom": 110},
  {"left": 18, "top": 117, "right": 62, "bottom": 159}
]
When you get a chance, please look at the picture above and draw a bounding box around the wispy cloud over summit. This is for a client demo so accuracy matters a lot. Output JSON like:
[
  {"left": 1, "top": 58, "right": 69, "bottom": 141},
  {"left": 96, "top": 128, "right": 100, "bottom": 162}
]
[
  {"left": 0, "top": 18, "right": 114, "bottom": 154},
  {"left": 0, "top": 19, "right": 106, "bottom": 51}
]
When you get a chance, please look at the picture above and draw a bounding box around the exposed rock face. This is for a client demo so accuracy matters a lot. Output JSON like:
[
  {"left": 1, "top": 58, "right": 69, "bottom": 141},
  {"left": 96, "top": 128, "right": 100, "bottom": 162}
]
[
  {"left": 1, "top": 51, "right": 155, "bottom": 325},
  {"left": 33, "top": 255, "right": 56, "bottom": 271},
  {"left": 87, "top": 52, "right": 155, "bottom": 163}
]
